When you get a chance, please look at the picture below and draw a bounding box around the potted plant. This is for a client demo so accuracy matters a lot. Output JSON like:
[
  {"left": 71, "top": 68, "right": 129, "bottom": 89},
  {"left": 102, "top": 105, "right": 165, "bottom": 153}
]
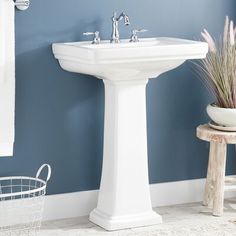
[{"left": 199, "top": 16, "right": 236, "bottom": 127}]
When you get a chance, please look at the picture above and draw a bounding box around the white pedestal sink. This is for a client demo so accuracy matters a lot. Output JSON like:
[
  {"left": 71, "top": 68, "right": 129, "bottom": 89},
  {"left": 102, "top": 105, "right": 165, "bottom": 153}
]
[{"left": 52, "top": 38, "right": 208, "bottom": 231}]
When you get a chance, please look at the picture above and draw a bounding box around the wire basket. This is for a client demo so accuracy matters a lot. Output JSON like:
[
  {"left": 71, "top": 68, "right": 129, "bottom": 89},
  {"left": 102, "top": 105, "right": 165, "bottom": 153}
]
[{"left": 0, "top": 164, "right": 51, "bottom": 236}]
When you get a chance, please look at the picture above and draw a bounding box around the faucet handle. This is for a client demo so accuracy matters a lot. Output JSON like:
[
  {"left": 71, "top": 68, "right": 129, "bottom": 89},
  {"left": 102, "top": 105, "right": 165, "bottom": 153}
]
[
  {"left": 83, "top": 31, "right": 101, "bottom": 44},
  {"left": 130, "top": 29, "right": 148, "bottom": 42},
  {"left": 133, "top": 29, "right": 148, "bottom": 33}
]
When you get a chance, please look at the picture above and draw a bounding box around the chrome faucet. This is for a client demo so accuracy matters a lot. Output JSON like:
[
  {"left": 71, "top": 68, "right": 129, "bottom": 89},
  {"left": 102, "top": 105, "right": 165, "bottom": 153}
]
[{"left": 111, "top": 12, "right": 130, "bottom": 43}]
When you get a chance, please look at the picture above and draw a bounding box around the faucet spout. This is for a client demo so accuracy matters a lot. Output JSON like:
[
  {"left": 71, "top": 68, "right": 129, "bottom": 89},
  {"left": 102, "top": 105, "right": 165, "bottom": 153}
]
[
  {"left": 124, "top": 14, "right": 130, "bottom": 25},
  {"left": 110, "top": 12, "right": 130, "bottom": 43}
]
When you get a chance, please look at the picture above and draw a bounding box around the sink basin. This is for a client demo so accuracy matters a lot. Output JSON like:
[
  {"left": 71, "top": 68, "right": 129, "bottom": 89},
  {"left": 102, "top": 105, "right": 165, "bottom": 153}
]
[
  {"left": 52, "top": 37, "right": 207, "bottom": 79},
  {"left": 52, "top": 37, "right": 208, "bottom": 231}
]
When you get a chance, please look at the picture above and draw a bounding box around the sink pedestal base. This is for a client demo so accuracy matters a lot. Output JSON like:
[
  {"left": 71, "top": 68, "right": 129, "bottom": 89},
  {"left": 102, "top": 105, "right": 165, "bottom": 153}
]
[
  {"left": 90, "top": 208, "right": 162, "bottom": 231},
  {"left": 89, "top": 78, "right": 162, "bottom": 231}
]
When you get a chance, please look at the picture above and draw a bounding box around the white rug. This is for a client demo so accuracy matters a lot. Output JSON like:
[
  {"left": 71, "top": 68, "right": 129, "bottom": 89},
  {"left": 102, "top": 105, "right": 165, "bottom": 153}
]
[{"left": 40, "top": 200, "right": 236, "bottom": 236}]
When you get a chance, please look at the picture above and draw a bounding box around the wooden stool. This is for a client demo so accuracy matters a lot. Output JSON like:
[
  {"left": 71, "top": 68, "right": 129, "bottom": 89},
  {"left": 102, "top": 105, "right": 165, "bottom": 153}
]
[{"left": 197, "top": 124, "right": 236, "bottom": 216}]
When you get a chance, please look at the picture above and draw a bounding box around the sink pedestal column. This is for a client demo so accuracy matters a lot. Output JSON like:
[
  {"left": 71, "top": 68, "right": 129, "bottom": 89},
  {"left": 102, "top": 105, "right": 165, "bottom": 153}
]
[{"left": 89, "top": 78, "right": 162, "bottom": 231}]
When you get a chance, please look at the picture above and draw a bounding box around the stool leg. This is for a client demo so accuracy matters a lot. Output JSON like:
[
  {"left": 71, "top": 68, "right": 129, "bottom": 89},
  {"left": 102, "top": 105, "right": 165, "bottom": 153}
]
[
  {"left": 203, "top": 142, "right": 217, "bottom": 207},
  {"left": 213, "top": 142, "right": 227, "bottom": 217}
]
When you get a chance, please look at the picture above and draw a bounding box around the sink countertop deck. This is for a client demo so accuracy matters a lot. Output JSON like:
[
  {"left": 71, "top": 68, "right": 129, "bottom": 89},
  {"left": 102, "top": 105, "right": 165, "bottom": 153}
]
[{"left": 52, "top": 37, "right": 208, "bottom": 65}]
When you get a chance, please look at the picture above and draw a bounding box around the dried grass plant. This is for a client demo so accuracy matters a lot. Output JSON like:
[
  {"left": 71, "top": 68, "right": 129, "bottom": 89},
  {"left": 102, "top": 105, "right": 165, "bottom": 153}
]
[{"left": 198, "top": 16, "right": 236, "bottom": 108}]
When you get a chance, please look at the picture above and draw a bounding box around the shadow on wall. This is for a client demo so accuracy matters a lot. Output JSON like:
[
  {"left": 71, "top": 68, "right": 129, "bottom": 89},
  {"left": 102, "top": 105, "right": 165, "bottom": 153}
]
[
  {"left": 0, "top": 43, "right": 104, "bottom": 194},
  {"left": 147, "top": 62, "right": 208, "bottom": 183},
  {"left": 147, "top": 61, "right": 236, "bottom": 183}
]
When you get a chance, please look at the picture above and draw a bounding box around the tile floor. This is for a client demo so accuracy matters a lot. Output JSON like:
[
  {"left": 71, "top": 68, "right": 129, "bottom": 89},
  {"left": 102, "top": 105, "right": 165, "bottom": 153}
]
[{"left": 40, "top": 199, "right": 236, "bottom": 236}]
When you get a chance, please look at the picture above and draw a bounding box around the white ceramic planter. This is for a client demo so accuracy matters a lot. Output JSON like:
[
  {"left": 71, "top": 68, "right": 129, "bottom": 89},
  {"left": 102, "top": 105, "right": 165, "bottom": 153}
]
[{"left": 206, "top": 103, "right": 236, "bottom": 127}]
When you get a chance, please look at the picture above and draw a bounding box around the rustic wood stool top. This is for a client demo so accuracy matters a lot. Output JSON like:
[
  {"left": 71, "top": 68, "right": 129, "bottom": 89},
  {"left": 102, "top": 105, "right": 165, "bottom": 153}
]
[{"left": 197, "top": 124, "right": 236, "bottom": 144}]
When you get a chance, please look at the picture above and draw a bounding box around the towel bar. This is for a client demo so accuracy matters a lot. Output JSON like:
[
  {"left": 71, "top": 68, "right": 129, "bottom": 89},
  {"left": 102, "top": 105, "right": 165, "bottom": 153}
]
[{"left": 14, "top": 0, "right": 30, "bottom": 10}]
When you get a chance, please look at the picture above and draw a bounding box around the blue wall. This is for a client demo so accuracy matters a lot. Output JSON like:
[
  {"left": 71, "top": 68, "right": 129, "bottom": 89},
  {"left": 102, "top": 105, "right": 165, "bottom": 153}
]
[{"left": 0, "top": 0, "right": 236, "bottom": 195}]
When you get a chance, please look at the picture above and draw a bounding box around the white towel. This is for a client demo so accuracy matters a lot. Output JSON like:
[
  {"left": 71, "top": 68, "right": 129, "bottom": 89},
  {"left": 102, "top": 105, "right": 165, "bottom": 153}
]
[{"left": 0, "top": 0, "right": 15, "bottom": 156}]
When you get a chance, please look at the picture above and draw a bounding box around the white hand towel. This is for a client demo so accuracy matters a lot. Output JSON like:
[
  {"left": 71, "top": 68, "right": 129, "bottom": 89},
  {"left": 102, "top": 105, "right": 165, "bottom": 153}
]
[{"left": 0, "top": 0, "right": 15, "bottom": 156}]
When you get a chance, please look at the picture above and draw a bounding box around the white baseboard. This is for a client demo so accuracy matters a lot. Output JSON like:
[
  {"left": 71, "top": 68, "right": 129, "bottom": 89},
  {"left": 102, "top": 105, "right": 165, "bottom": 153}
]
[{"left": 43, "top": 177, "right": 236, "bottom": 221}]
